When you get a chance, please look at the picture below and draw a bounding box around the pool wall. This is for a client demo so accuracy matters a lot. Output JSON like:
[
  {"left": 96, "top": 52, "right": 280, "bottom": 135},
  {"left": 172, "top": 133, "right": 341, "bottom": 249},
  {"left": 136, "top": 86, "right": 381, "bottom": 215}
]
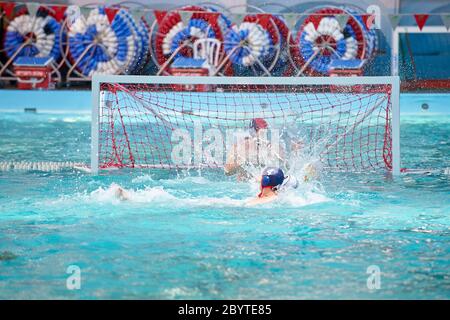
[{"left": 0, "top": 90, "right": 91, "bottom": 113}]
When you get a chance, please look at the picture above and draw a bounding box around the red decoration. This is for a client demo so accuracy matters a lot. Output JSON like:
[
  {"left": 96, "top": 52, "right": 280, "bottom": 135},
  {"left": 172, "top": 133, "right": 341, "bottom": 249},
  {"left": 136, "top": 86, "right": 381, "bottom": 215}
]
[
  {"left": 361, "top": 14, "right": 375, "bottom": 29},
  {"left": 310, "top": 14, "right": 322, "bottom": 29},
  {"left": 154, "top": 10, "right": 168, "bottom": 24},
  {"left": 51, "top": 5, "right": 67, "bottom": 21},
  {"left": 104, "top": 7, "right": 119, "bottom": 24},
  {"left": 414, "top": 14, "right": 429, "bottom": 31},
  {"left": 0, "top": 2, "right": 15, "bottom": 17},
  {"left": 256, "top": 13, "right": 272, "bottom": 27},
  {"left": 205, "top": 12, "right": 219, "bottom": 25}
]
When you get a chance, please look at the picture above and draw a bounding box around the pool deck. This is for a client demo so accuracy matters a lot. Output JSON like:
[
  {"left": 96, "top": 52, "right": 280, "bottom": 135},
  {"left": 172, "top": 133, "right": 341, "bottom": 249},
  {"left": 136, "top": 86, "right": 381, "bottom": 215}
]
[{"left": 0, "top": 89, "right": 449, "bottom": 114}]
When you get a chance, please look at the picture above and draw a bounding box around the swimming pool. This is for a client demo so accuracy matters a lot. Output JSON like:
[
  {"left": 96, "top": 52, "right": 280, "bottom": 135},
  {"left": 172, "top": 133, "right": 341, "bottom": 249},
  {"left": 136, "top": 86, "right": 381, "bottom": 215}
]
[{"left": 0, "top": 93, "right": 449, "bottom": 299}]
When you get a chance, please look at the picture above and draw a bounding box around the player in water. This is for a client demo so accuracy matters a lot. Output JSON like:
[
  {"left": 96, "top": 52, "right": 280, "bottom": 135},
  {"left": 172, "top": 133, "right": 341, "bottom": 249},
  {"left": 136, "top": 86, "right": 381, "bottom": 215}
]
[
  {"left": 247, "top": 167, "right": 298, "bottom": 206},
  {"left": 110, "top": 183, "right": 130, "bottom": 201},
  {"left": 108, "top": 167, "right": 299, "bottom": 205},
  {"left": 224, "top": 118, "right": 286, "bottom": 180}
]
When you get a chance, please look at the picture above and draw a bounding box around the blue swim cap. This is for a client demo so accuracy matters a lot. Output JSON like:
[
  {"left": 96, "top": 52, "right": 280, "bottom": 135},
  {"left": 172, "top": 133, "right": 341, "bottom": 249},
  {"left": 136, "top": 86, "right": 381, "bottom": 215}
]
[{"left": 261, "top": 167, "right": 285, "bottom": 188}]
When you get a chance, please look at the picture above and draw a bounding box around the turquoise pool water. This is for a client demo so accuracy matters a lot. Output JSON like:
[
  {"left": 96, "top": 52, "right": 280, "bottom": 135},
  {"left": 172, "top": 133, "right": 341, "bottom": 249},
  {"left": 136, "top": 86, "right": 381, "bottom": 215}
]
[{"left": 0, "top": 93, "right": 449, "bottom": 299}]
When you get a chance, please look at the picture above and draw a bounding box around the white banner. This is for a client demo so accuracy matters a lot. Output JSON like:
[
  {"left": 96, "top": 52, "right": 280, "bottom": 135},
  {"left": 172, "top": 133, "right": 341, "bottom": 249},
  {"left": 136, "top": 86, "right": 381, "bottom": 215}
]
[
  {"left": 27, "top": 2, "right": 40, "bottom": 16},
  {"left": 131, "top": 9, "right": 142, "bottom": 22},
  {"left": 441, "top": 14, "right": 450, "bottom": 30},
  {"left": 232, "top": 13, "right": 245, "bottom": 25},
  {"left": 179, "top": 10, "right": 193, "bottom": 26},
  {"left": 335, "top": 14, "right": 349, "bottom": 30},
  {"left": 80, "top": 7, "right": 91, "bottom": 20},
  {"left": 388, "top": 14, "right": 401, "bottom": 29},
  {"left": 283, "top": 13, "right": 299, "bottom": 30}
]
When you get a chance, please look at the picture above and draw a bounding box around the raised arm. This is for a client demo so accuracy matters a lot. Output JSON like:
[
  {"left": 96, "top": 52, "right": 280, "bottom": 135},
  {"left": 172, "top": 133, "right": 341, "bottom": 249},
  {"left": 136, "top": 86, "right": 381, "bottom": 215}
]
[{"left": 224, "top": 144, "right": 238, "bottom": 175}]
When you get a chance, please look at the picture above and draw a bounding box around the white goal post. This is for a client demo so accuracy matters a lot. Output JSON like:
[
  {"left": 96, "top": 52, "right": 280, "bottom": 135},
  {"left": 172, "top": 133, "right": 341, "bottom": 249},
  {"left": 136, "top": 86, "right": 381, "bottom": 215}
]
[{"left": 91, "top": 75, "right": 400, "bottom": 175}]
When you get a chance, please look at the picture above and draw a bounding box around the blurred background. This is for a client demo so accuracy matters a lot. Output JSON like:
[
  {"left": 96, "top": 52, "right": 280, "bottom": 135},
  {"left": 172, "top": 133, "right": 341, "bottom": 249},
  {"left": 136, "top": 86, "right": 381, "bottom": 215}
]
[{"left": 1, "top": 0, "right": 449, "bottom": 92}]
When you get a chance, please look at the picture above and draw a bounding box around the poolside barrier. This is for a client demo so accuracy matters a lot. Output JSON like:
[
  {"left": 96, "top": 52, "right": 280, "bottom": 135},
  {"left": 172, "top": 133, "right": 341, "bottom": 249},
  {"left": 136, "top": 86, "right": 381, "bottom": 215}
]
[{"left": 0, "top": 161, "right": 83, "bottom": 171}]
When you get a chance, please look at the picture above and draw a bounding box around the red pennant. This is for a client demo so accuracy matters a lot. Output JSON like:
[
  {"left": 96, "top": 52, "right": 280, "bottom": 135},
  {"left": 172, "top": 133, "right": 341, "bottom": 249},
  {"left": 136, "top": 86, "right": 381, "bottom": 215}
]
[
  {"left": 309, "top": 14, "right": 322, "bottom": 29},
  {"left": 414, "top": 14, "right": 429, "bottom": 31},
  {"left": 51, "top": 5, "right": 67, "bottom": 21},
  {"left": 1, "top": 2, "right": 15, "bottom": 17},
  {"left": 361, "top": 14, "right": 375, "bottom": 29},
  {"left": 154, "top": 10, "right": 168, "bottom": 24},
  {"left": 105, "top": 7, "right": 119, "bottom": 24},
  {"left": 205, "top": 12, "right": 219, "bottom": 25}
]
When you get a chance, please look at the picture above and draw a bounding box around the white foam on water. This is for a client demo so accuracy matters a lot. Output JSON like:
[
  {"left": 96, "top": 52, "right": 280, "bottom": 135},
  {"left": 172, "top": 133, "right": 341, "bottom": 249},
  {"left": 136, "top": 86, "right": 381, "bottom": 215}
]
[
  {"left": 38, "top": 178, "right": 330, "bottom": 217},
  {"left": 89, "top": 183, "right": 177, "bottom": 204},
  {"left": 277, "top": 189, "right": 330, "bottom": 207},
  {"left": 132, "top": 173, "right": 213, "bottom": 185},
  {"left": 47, "top": 115, "right": 91, "bottom": 123},
  {"left": 110, "top": 182, "right": 244, "bottom": 207},
  {"left": 81, "top": 179, "right": 330, "bottom": 209},
  {"left": 160, "top": 175, "right": 211, "bottom": 186},
  {"left": 131, "top": 174, "right": 154, "bottom": 183}
]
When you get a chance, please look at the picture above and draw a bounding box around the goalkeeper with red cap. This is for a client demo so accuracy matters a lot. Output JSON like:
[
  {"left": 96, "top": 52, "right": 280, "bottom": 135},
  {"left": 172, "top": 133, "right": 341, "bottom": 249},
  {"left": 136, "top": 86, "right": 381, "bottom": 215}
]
[
  {"left": 246, "top": 167, "right": 298, "bottom": 206},
  {"left": 224, "top": 118, "right": 286, "bottom": 179}
]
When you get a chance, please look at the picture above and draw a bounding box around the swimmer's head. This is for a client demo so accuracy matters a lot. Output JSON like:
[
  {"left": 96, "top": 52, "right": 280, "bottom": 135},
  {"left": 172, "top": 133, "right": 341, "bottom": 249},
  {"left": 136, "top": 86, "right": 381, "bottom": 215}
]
[
  {"left": 249, "top": 118, "right": 268, "bottom": 137},
  {"left": 260, "top": 167, "right": 285, "bottom": 190},
  {"left": 259, "top": 167, "right": 298, "bottom": 197}
]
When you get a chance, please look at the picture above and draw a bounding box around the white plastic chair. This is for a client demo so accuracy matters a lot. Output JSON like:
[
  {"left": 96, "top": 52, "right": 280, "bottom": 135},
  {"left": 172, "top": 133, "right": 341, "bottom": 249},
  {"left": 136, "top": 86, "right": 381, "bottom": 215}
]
[{"left": 193, "top": 38, "right": 221, "bottom": 75}]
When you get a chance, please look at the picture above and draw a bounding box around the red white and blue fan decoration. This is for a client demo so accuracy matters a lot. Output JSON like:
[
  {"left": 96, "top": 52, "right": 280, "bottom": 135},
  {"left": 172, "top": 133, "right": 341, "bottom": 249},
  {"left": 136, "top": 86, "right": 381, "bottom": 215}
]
[
  {"left": 4, "top": 6, "right": 63, "bottom": 62},
  {"left": 293, "top": 7, "right": 375, "bottom": 75},
  {"left": 135, "top": 17, "right": 151, "bottom": 73},
  {"left": 223, "top": 14, "right": 280, "bottom": 76},
  {"left": 0, "top": 3, "right": 380, "bottom": 79},
  {"left": 345, "top": 6, "right": 378, "bottom": 61},
  {"left": 267, "top": 14, "right": 297, "bottom": 76},
  {"left": 153, "top": 6, "right": 227, "bottom": 72},
  {"left": 67, "top": 7, "right": 149, "bottom": 76}
]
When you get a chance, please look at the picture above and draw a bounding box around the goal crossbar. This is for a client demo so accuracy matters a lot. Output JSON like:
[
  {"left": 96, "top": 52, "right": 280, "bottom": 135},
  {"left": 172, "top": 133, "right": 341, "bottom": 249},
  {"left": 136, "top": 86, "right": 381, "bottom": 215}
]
[{"left": 93, "top": 75, "right": 399, "bottom": 86}]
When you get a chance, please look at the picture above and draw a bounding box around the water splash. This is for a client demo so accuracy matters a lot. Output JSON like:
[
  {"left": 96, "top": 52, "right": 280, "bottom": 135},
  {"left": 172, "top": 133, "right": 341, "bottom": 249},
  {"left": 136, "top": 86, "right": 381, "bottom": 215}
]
[{"left": 82, "top": 176, "right": 330, "bottom": 209}]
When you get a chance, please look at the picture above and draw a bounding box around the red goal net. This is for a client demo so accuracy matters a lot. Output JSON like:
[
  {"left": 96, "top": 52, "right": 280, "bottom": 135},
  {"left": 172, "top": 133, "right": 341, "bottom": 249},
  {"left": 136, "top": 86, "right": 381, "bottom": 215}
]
[{"left": 92, "top": 77, "right": 398, "bottom": 174}]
